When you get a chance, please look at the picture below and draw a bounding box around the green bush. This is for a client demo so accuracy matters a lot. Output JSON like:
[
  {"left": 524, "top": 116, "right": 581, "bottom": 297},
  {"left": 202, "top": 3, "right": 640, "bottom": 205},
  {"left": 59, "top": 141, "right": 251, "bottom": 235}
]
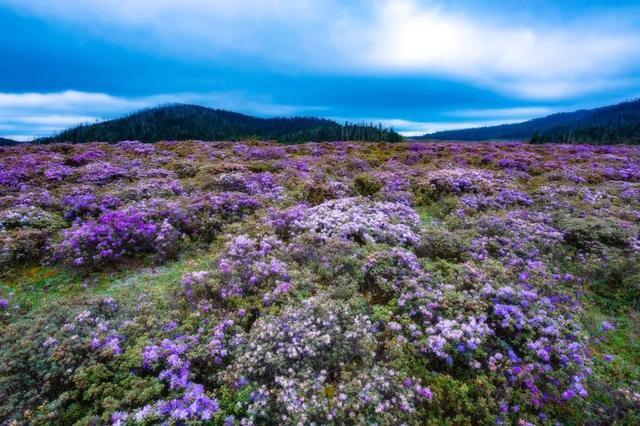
[
  {"left": 558, "top": 216, "right": 630, "bottom": 249},
  {"left": 589, "top": 256, "right": 640, "bottom": 310},
  {"left": 0, "top": 229, "right": 50, "bottom": 271},
  {"left": 416, "top": 225, "right": 468, "bottom": 261},
  {"left": 354, "top": 173, "right": 383, "bottom": 196},
  {"left": 0, "top": 296, "right": 165, "bottom": 424}
]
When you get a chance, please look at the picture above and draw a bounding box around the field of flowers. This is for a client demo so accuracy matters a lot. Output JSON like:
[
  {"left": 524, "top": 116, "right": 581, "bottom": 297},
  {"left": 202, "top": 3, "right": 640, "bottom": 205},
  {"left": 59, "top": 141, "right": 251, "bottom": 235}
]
[{"left": 1, "top": 140, "right": 639, "bottom": 425}]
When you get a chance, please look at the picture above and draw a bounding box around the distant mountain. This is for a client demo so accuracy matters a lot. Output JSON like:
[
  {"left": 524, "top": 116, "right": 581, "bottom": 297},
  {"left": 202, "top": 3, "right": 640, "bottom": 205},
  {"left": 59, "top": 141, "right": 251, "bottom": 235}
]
[
  {"left": 0, "top": 137, "right": 19, "bottom": 146},
  {"left": 38, "top": 104, "right": 402, "bottom": 144},
  {"left": 419, "top": 99, "right": 640, "bottom": 144}
]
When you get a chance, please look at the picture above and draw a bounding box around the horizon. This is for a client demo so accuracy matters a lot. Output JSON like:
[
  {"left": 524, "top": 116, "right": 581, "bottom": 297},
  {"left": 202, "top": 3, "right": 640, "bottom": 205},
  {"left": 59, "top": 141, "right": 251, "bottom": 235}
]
[
  {"left": 2, "top": 1, "right": 640, "bottom": 140},
  {"left": 7, "top": 98, "right": 640, "bottom": 144}
]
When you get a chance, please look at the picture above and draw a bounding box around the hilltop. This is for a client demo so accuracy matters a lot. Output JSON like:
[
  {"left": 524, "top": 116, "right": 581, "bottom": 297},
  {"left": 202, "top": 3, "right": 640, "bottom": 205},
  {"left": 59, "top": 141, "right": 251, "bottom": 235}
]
[
  {"left": 38, "top": 104, "right": 402, "bottom": 144},
  {"left": 420, "top": 99, "right": 640, "bottom": 144},
  {"left": 0, "top": 137, "right": 19, "bottom": 146}
]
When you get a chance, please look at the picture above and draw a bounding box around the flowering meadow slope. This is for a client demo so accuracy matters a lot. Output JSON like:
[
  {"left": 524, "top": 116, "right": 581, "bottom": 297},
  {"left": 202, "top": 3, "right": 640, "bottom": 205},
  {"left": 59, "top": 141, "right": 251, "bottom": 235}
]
[{"left": 1, "top": 140, "right": 639, "bottom": 425}]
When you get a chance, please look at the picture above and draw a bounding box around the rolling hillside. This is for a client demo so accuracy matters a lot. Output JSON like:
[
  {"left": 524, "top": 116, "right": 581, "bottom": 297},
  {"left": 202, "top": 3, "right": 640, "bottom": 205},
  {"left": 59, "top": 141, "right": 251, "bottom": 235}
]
[
  {"left": 420, "top": 99, "right": 640, "bottom": 144},
  {"left": 0, "top": 137, "right": 19, "bottom": 146},
  {"left": 38, "top": 104, "right": 402, "bottom": 144}
]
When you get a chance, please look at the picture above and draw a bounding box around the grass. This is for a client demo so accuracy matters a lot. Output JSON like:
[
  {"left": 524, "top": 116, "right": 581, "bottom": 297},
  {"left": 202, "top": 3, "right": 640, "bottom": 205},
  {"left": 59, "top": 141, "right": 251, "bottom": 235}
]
[{"left": 0, "top": 243, "right": 224, "bottom": 313}]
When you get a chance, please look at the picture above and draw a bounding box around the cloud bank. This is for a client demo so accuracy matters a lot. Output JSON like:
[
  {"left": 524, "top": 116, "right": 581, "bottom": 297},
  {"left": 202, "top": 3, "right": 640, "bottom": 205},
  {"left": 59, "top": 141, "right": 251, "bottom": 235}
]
[
  {"left": 1, "top": 0, "right": 639, "bottom": 139},
  {"left": 0, "top": 90, "right": 324, "bottom": 140},
  {"left": 2, "top": 0, "right": 639, "bottom": 100}
]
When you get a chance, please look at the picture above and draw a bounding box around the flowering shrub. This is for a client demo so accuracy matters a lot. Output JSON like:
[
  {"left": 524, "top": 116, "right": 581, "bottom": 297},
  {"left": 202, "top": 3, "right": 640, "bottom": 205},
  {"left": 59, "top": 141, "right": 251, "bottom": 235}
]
[
  {"left": 67, "top": 148, "right": 107, "bottom": 165},
  {"left": 61, "top": 192, "right": 123, "bottom": 221},
  {"left": 137, "top": 192, "right": 259, "bottom": 240},
  {"left": 217, "top": 234, "right": 291, "bottom": 300},
  {"left": 213, "top": 171, "right": 284, "bottom": 199},
  {"left": 224, "top": 297, "right": 432, "bottom": 424},
  {"left": 293, "top": 197, "right": 421, "bottom": 246},
  {"left": 137, "top": 335, "right": 220, "bottom": 422},
  {"left": 44, "top": 164, "right": 76, "bottom": 181},
  {"left": 1, "top": 141, "right": 640, "bottom": 425},
  {"left": 116, "top": 178, "right": 185, "bottom": 201},
  {"left": 1, "top": 229, "right": 49, "bottom": 269},
  {"left": 469, "top": 210, "right": 564, "bottom": 263},
  {"left": 0, "top": 295, "right": 167, "bottom": 424},
  {"left": 362, "top": 247, "right": 423, "bottom": 300},
  {"left": 0, "top": 206, "right": 64, "bottom": 231},
  {"left": 392, "top": 262, "right": 591, "bottom": 416},
  {"left": 79, "top": 161, "right": 128, "bottom": 185},
  {"left": 55, "top": 208, "right": 180, "bottom": 267},
  {"left": 424, "top": 168, "right": 495, "bottom": 196}
]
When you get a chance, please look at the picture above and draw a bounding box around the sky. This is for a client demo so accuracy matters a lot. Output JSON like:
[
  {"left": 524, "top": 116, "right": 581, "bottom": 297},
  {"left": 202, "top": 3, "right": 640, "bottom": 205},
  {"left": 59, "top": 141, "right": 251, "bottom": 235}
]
[{"left": 1, "top": 0, "right": 640, "bottom": 140}]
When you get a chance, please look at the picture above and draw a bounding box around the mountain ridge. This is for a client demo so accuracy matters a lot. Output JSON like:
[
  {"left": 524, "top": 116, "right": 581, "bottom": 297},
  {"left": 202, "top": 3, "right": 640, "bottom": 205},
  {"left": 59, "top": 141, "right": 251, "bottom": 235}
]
[
  {"left": 0, "top": 137, "right": 19, "bottom": 146},
  {"left": 419, "top": 99, "right": 640, "bottom": 144},
  {"left": 37, "top": 104, "right": 402, "bottom": 144}
]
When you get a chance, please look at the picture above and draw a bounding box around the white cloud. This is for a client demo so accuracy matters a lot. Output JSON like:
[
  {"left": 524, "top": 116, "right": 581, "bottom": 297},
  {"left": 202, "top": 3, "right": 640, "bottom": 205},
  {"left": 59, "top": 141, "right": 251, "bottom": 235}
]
[
  {"left": 0, "top": 90, "right": 325, "bottom": 140},
  {"left": 343, "top": 117, "right": 525, "bottom": 137},
  {"left": 0, "top": 89, "right": 535, "bottom": 141},
  {"left": 1, "top": 135, "right": 36, "bottom": 142},
  {"left": 0, "top": 115, "right": 101, "bottom": 126},
  {"left": 0, "top": 91, "right": 138, "bottom": 114},
  {"left": 451, "top": 107, "right": 555, "bottom": 119},
  {"left": 364, "top": 1, "right": 640, "bottom": 98}
]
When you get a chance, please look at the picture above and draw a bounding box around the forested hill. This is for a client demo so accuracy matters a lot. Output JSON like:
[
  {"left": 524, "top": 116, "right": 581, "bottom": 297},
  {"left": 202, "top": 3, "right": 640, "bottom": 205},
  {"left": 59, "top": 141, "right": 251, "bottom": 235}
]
[
  {"left": 0, "top": 137, "right": 18, "bottom": 146},
  {"left": 37, "top": 104, "right": 403, "bottom": 144},
  {"left": 419, "top": 99, "right": 640, "bottom": 144}
]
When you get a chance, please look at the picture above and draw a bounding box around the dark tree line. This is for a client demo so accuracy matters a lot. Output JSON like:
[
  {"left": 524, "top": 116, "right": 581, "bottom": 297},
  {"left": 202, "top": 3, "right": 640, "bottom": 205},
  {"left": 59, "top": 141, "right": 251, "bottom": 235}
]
[
  {"left": 278, "top": 121, "right": 403, "bottom": 144},
  {"left": 420, "top": 99, "right": 640, "bottom": 145},
  {"left": 0, "top": 137, "right": 18, "bottom": 146},
  {"left": 37, "top": 104, "right": 402, "bottom": 144}
]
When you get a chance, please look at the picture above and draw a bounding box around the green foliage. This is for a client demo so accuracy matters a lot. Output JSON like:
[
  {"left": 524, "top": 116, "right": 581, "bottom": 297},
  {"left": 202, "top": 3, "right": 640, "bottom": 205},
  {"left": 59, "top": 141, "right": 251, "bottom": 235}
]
[
  {"left": 589, "top": 256, "right": 640, "bottom": 311},
  {"left": 558, "top": 216, "right": 630, "bottom": 250},
  {"left": 0, "top": 229, "right": 50, "bottom": 272},
  {"left": 303, "top": 181, "right": 336, "bottom": 205},
  {"left": 354, "top": 173, "right": 383, "bottom": 196},
  {"left": 423, "top": 374, "right": 499, "bottom": 425},
  {"left": 416, "top": 225, "right": 468, "bottom": 261},
  {"left": 415, "top": 197, "right": 460, "bottom": 219}
]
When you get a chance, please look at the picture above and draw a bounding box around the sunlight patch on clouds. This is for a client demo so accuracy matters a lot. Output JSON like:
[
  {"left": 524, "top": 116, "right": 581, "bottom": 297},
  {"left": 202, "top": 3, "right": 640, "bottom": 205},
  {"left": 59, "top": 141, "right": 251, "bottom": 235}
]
[
  {"left": 2, "top": 0, "right": 639, "bottom": 100},
  {"left": 365, "top": 0, "right": 640, "bottom": 98}
]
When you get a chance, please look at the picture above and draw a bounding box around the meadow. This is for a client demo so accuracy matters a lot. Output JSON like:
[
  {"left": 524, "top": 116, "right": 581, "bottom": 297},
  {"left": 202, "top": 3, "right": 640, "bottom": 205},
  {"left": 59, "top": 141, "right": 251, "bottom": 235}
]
[{"left": 1, "top": 140, "right": 639, "bottom": 425}]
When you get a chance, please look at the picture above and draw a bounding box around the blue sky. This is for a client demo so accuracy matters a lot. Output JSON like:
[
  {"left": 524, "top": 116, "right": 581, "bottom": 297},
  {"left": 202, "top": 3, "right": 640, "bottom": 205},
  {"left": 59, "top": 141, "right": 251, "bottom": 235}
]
[{"left": 1, "top": 0, "right": 640, "bottom": 140}]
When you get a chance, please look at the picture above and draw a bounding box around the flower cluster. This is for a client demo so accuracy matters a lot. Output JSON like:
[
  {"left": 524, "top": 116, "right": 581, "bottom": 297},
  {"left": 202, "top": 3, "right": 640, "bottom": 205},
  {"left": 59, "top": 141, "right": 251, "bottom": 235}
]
[
  {"left": 217, "top": 234, "right": 291, "bottom": 300},
  {"left": 424, "top": 168, "right": 496, "bottom": 196},
  {"left": 293, "top": 197, "right": 421, "bottom": 246},
  {"left": 214, "top": 171, "right": 284, "bottom": 199},
  {"left": 55, "top": 208, "right": 180, "bottom": 267},
  {"left": 224, "top": 297, "right": 431, "bottom": 424},
  {"left": 138, "top": 335, "right": 220, "bottom": 422}
]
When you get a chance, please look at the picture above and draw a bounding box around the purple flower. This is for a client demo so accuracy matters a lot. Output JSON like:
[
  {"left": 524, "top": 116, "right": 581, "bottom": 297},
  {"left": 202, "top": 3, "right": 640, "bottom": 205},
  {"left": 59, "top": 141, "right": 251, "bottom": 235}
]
[
  {"left": 416, "top": 386, "right": 434, "bottom": 400},
  {"left": 600, "top": 320, "right": 615, "bottom": 332},
  {"left": 111, "top": 411, "right": 128, "bottom": 426}
]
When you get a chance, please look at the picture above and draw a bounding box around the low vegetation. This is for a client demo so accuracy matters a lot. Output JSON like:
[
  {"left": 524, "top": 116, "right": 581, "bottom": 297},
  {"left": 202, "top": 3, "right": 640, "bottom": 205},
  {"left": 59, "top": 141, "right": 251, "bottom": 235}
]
[{"left": 1, "top": 140, "right": 639, "bottom": 424}]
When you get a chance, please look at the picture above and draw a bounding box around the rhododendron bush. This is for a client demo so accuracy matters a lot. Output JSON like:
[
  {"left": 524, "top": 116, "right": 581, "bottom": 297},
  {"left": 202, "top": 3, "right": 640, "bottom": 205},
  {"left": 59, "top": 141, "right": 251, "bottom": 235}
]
[{"left": 1, "top": 140, "right": 639, "bottom": 424}]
